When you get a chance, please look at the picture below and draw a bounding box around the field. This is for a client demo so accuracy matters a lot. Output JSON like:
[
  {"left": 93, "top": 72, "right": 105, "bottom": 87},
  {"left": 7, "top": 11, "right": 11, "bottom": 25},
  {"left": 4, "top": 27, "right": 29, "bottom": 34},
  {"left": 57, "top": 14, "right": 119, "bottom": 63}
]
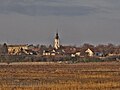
[{"left": 0, "top": 62, "right": 120, "bottom": 90}]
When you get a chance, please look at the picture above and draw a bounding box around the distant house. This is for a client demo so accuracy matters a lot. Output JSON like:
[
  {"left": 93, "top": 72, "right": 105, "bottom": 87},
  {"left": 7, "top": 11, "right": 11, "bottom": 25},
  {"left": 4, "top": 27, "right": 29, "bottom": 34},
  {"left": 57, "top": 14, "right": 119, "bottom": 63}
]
[
  {"left": 75, "top": 52, "right": 81, "bottom": 56},
  {"left": 61, "top": 46, "right": 76, "bottom": 55},
  {"left": 95, "top": 52, "right": 104, "bottom": 57},
  {"left": 42, "top": 49, "right": 60, "bottom": 56},
  {"left": 8, "top": 44, "right": 28, "bottom": 55},
  {"left": 43, "top": 50, "right": 51, "bottom": 56},
  {"left": 85, "top": 48, "right": 94, "bottom": 57}
]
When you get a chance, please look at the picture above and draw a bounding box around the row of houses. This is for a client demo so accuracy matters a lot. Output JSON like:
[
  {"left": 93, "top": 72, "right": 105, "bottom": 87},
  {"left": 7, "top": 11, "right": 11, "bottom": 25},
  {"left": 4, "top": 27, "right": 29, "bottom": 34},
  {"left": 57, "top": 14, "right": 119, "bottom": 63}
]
[
  {"left": 1, "top": 42, "right": 120, "bottom": 63},
  {"left": 0, "top": 32, "right": 120, "bottom": 60},
  {"left": 5, "top": 44, "right": 93, "bottom": 57},
  {"left": 0, "top": 43, "right": 93, "bottom": 56}
]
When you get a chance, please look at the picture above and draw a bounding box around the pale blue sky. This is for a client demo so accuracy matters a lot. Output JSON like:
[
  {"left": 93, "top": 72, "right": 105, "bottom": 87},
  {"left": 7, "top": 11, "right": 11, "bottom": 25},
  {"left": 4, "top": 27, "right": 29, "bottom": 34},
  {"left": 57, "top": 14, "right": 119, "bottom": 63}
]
[{"left": 0, "top": 0, "right": 120, "bottom": 45}]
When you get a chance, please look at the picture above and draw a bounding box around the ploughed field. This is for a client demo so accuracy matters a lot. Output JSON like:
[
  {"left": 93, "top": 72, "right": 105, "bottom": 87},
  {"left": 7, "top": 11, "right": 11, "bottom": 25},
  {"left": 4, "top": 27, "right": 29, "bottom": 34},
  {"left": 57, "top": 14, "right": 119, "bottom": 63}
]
[{"left": 0, "top": 62, "right": 120, "bottom": 90}]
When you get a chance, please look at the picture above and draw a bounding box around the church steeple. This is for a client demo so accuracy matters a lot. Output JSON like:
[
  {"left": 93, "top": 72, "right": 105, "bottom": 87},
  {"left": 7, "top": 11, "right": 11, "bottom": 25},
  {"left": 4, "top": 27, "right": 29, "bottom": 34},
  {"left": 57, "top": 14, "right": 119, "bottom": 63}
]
[
  {"left": 55, "top": 32, "right": 59, "bottom": 39},
  {"left": 54, "top": 31, "right": 60, "bottom": 49}
]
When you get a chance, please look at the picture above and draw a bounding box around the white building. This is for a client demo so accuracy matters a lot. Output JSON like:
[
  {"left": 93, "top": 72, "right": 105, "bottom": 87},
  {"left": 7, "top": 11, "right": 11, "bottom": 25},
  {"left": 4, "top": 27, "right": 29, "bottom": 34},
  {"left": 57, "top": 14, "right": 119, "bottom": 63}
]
[
  {"left": 54, "top": 32, "right": 60, "bottom": 49},
  {"left": 85, "top": 48, "right": 94, "bottom": 57}
]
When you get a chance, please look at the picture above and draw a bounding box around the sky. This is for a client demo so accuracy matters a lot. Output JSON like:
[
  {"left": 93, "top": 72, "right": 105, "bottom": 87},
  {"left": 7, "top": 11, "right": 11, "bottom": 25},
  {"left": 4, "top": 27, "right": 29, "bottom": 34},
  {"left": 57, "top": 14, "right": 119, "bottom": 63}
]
[{"left": 0, "top": 0, "right": 120, "bottom": 46}]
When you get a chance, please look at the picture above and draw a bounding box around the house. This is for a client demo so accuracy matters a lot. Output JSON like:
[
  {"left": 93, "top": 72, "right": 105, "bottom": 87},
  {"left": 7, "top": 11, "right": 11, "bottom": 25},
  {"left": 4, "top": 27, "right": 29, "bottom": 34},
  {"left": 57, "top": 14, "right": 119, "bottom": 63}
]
[
  {"left": 43, "top": 50, "right": 51, "bottom": 56},
  {"left": 8, "top": 44, "right": 28, "bottom": 55},
  {"left": 75, "top": 52, "right": 81, "bottom": 56},
  {"left": 42, "top": 49, "right": 62, "bottom": 56},
  {"left": 61, "top": 46, "right": 76, "bottom": 55},
  {"left": 95, "top": 52, "right": 104, "bottom": 57},
  {"left": 85, "top": 48, "right": 94, "bottom": 57}
]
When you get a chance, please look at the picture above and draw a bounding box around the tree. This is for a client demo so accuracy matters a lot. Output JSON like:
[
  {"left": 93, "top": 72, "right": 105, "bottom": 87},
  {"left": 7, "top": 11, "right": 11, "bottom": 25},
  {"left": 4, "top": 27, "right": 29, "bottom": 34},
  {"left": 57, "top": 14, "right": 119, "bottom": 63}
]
[{"left": 2, "top": 43, "right": 8, "bottom": 55}]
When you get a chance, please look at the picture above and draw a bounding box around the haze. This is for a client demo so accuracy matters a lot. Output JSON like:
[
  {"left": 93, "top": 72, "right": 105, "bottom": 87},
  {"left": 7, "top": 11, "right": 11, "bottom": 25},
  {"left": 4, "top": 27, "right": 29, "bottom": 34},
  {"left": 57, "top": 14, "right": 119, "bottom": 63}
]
[{"left": 0, "top": 0, "right": 120, "bottom": 45}]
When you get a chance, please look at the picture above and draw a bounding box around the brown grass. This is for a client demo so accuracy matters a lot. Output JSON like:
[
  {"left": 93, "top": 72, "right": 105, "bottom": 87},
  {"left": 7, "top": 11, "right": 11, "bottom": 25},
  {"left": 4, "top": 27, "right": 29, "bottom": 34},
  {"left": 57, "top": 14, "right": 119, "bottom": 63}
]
[{"left": 0, "top": 62, "right": 120, "bottom": 90}]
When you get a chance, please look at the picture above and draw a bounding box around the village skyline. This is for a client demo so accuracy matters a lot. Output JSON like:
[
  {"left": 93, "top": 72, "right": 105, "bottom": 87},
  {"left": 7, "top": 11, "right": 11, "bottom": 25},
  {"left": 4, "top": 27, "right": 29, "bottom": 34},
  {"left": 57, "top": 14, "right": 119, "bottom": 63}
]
[{"left": 0, "top": 32, "right": 120, "bottom": 61}]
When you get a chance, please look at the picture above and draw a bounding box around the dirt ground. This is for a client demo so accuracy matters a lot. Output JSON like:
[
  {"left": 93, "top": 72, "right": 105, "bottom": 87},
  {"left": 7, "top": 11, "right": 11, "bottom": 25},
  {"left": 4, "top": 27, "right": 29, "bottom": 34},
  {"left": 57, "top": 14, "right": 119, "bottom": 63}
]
[{"left": 0, "top": 62, "right": 120, "bottom": 90}]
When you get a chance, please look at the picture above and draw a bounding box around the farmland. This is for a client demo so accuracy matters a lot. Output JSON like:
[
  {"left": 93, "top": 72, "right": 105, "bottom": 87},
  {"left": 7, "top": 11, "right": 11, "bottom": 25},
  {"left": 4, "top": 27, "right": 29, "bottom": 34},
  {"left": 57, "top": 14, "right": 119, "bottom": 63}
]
[{"left": 0, "top": 62, "right": 120, "bottom": 90}]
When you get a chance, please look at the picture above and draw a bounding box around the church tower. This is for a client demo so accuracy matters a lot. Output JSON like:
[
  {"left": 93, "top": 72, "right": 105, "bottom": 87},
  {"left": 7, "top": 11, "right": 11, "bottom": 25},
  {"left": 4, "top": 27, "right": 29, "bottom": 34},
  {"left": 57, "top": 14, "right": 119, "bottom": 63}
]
[{"left": 54, "top": 32, "right": 60, "bottom": 49}]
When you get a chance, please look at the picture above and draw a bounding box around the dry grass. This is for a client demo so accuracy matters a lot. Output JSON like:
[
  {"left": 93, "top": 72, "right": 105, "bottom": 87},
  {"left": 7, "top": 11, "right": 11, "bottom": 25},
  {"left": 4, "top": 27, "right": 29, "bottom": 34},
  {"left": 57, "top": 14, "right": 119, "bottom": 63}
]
[{"left": 0, "top": 62, "right": 120, "bottom": 90}]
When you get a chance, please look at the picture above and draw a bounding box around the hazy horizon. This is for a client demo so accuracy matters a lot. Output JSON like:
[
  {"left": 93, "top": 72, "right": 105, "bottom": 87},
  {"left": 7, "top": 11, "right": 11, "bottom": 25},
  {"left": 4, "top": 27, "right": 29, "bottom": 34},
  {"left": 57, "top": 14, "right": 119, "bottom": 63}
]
[{"left": 0, "top": 0, "right": 120, "bottom": 45}]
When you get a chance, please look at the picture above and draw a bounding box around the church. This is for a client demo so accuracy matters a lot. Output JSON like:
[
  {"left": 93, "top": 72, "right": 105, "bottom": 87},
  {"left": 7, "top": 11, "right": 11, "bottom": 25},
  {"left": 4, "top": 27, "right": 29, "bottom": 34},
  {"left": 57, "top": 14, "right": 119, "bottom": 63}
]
[
  {"left": 54, "top": 32, "right": 60, "bottom": 49},
  {"left": 43, "top": 32, "right": 61, "bottom": 56}
]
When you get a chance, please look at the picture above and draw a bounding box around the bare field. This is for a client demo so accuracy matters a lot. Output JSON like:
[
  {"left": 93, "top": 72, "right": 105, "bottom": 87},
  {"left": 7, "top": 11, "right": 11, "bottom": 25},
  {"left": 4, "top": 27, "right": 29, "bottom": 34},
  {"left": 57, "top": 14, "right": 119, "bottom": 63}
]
[{"left": 0, "top": 62, "right": 120, "bottom": 90}]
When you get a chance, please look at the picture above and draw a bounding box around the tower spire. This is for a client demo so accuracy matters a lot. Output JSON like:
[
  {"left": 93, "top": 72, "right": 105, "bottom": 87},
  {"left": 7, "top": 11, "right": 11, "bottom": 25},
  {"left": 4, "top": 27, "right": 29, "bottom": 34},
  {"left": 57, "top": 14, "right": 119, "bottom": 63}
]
[{"left": 54, "top": 29, "right": 60, "bottom": 49}]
